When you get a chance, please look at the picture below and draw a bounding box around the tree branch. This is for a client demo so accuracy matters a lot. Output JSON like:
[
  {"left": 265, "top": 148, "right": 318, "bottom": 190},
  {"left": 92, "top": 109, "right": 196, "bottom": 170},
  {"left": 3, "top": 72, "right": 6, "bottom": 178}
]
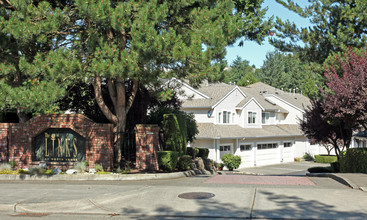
[
  {"left": 92, "top": 75, "right": 118, "bottom": 124},
  {"left": 126, "top": 80, "right": 138, "bottom": 113}
]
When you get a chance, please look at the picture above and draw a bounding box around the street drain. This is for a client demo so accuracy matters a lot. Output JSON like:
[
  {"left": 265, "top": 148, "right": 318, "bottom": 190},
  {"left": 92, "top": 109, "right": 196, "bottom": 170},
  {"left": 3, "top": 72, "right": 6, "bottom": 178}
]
[{"left": 178, "top": 192, "right": 215, "bottom": 200}]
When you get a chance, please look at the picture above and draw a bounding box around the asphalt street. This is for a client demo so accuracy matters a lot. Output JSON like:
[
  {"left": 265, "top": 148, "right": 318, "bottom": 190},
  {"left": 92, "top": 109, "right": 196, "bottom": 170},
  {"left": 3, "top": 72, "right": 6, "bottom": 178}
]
[{"left": 0, "top": 162, "right": 366, "bottom": 219}]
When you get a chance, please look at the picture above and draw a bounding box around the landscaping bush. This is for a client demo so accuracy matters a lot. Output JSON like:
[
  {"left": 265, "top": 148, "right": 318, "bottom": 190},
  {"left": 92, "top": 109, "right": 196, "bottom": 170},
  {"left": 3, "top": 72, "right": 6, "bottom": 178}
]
[
  {"left": 177, "top": 155, "right": 192, "bottom": 171},
  {"left": 187, "top": 147, "right": 199, "bottom": 159},
  {"left": 315, "top": 155, "right": 338, "bottom": 163},
  {"left": 303, "top": 152, "right": 314, "bottom": 161},
  {"left": 307, "top": 166, "right": 332, "bottom": 173},
  {"left": 197, "top": 148, "right": 209, "bottom": 159},
  {"left": 340, "top": 148, "right": 367, "bottom": 174},
  {"left": 94, "top": 163, "right": 104, "bottom": 172},
  {"left": 0, "top": 163, "right": 11, "bottom": 171},
  {"left": 17, "top": 169, "right": 31, "bottom": 175},
  {"left": 73, "top": 161, "right": 88, "bottom": 173},
  {"left": 221, "top": 154, "right": 241, "bottom": 171},
  {"left": 157, "top": 151, "right": 179, "bottom": 172},
  {"left": 162, "top": 114, "right": 185, "bottom": 155}
]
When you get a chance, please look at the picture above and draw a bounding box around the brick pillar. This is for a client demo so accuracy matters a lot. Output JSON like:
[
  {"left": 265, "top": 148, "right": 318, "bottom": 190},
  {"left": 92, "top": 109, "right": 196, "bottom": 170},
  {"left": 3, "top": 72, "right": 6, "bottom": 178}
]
[
  {"left": 0, "top": 124, "right": 9, "bottom": 162},
  {"left": 135, "top": 124, "right": 160, "bottom": 171}
]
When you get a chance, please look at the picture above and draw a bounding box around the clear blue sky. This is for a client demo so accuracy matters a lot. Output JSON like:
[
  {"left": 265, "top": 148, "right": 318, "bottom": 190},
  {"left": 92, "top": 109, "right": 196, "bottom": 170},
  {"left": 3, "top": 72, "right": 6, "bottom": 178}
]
[{"left": 225, "top": 0, "right": 311, "bottom": 68}]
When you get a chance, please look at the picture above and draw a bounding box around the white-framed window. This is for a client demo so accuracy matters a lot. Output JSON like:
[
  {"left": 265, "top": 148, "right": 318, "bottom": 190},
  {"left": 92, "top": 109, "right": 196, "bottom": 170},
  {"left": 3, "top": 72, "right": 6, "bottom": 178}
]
[
  {"left": 284, "top": 142, "right": 292, "bottom": 148},
  {"left": 248, "top": 111, "right": 257, "bottom": 124},
  {"left": 223, "top": 111, "right": 230, "bottom": 123},
  {"left": 257, "top": 143, "right": 278, "bottom": 150},
  {"left": 220, "top": 145, "right": 231, "bottom": 151},
  {"left": 262, "top": 112, "right": 270, "bottom": 124},
  {"left": 218, "top": 110, "right": 234, "bottom": 124},
  {"left": 240, "top": 144, "right": 252, "bottom": 151}
]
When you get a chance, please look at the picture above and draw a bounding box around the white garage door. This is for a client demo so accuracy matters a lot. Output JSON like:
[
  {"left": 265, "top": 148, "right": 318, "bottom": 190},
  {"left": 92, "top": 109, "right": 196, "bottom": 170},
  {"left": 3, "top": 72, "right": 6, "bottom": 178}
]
[{"left": 256, "top": 143, "right": 280, "bottom": 166}]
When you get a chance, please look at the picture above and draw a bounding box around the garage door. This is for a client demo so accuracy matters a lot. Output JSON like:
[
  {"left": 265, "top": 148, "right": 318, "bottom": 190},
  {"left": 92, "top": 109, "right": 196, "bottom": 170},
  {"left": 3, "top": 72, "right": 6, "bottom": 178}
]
[{"left": 256, "top": 143, "right": 280, "bottom": 166}]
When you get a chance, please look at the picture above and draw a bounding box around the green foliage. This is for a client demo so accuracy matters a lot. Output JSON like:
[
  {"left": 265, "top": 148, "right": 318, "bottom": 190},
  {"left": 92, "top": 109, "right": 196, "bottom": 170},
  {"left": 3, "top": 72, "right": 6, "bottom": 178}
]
[
  {"left": 315, "top": 155, "right": 338, "bottom": 164},
  {"left": 29, "top": 167, "right": 45, "bottom": 175},
  {"left": 340, "top": 148, "right": 367, "bottom": 174},
  {"left": 96, "top": 171, "right": 111, "bottom": 174},
  {"left": 157, "top": 151, "right": 179, "bottom": 172},
  {"left": 44, "top": 169, "right": 54, "bottom": 175},
  {"left": 221, "top": 154, "right": 241, "bottom": 170},
  {"left": 272, "top": 0, "right": 367, "bottom": 65},
  {"left": 0, "top": 170, "right": 14, "bottom": 174},
  {"left": 0, "top": 163, "right": 11, "bottom": 171},
  {"left": 17, "top": 169, "right": 31, "bottom": 175},
  {"left": 177, "top": 155, "right": 192, "bottom": 171},
  {"left": 9, "top": 161, "right": 15, "bottom": 169},
  {"left": 187, "top": 147, "right": 199, "bottom": 159},
  {"left": 257, "top": 51, "right": 322, "bottom": 97},
  {"left": 224, "top": 56, "right": 259, "bottom": 86},
  {"left": 94, "top": 163, "right": 104, "bottom": 172},
  {"left": 148, "top": 107, "right": 198, "bottom": 143},
  {"left": 303, "top": 153, "right": 314, "bottom": 161},
  {"left": 197, "top": 148, "right": 209, "bottom": 159},
  {"left": 162, "top": 114, "right": 185, "bottom": 155},
  {"left": 73, "top": 161, "right": 87, "bottom": 173}
]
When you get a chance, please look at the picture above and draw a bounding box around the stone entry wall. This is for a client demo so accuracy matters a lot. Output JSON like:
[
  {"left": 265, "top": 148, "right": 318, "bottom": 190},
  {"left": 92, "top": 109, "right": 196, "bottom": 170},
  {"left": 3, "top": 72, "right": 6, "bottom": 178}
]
[{"left": 0, "top": 114, "right": 113, "bottom": 171}]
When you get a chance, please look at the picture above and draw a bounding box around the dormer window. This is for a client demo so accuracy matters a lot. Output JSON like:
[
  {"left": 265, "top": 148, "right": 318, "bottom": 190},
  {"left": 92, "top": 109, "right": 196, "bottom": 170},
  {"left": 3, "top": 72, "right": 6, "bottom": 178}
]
[
  {"left": 248, "top": 111, "right": 257, "bottom": 124},
  {"left": 262, "top": 112, "right": 270, "bottom": 124}
]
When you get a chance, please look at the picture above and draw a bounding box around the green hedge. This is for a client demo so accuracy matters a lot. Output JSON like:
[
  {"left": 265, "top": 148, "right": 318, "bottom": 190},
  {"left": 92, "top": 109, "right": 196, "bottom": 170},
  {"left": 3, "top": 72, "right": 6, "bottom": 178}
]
[
  {"left": 157, "top": 151, "right": 179, "bottom": 172},
  {"left": 187, "top": 147, "right": 199, "bottom": 159},
  {"left": 177, "top": 155, "right": 192, "bottom": 171},
  {"left": 340, "top": 148, "right": 367, "bottom": 174},
  {"left": 314, "top": 155, "right": 338, "bottom": 163},
  {"left": 197, "top": 148, "right": 209, "bottom": 159},
  {"left": 221, "top": 154, "right": 241, "bottom": 171}
]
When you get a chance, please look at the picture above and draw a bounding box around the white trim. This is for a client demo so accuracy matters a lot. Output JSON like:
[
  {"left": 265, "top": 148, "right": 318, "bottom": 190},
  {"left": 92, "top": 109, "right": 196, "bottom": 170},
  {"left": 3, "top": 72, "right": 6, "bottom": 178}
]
[
  {"left": 241, "top": 97, "right": 265, "bottom": 111},
  {"left": 212, "top": 86, "right": 247, "bottom": 109}
]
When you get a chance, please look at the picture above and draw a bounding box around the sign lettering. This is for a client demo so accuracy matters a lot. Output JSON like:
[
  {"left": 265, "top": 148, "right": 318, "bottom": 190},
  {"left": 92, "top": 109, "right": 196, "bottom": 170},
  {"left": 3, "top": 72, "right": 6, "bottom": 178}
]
[{"left": 33, "top": 128, "right": 86, "bottom": 162}]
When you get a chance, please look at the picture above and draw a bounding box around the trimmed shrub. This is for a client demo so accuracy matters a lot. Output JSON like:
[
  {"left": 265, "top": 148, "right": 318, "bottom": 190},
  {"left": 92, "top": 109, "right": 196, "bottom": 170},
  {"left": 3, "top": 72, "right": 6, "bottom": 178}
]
[
  {"left": 176, "top": 113, "right": 188, "bottom": 155},
  {"left": 340, "top": 148, "right": 367, "bottom": 173},
  {"left": 308, "top": 166, "right": 332, "bottom": 173},
  {"left": 157, "top": 151, "right": 179, "bottom": 172},
  {"left": 221, "top": 154, "right": 241, "bottom": 171},
  {"left": 17, "top": 169, "right": 30, "bottom": 175},
  {"left": 187, "top": 147, "right": 199, "bottom": 159},
  {"left": 162, "top": 114, "right": 185, "bottom": 155},
  {"left": 177, "top": 155, "right": 192, "bottom": 171},
  {"left": 315, "top": 155, "right": 338, "bottom": 163},
  {"left": 197, "top": 148, "right": 209, "bottom": 159}
]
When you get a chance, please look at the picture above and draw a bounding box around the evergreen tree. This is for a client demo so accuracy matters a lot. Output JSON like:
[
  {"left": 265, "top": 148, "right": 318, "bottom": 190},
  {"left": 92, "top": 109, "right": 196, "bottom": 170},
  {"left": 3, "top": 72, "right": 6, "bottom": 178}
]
[
  {"left": 224, "top": 56, "right": 259, "bottom": 86},
  {"left": 272, "top": 0, "right": 367, "bottom": 65},
  {"left": 1, "top": 0, "right": 272, "bottom": 168},
  {"left": 257, "top": 51, "right": 321, "bottom": 97},
  {"left": 0, "top": 1, "right": 80, "bottom": 122}
]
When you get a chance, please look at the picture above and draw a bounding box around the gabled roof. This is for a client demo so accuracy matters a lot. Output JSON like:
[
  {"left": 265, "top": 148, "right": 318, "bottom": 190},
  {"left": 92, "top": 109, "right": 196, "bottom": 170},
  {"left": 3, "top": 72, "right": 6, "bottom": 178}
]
[
  {"left": 195, "top": 123, "right": 304, "bottom": 139},
  {"left": 181, "top": 81, "right": 310, "bottom": 112}
]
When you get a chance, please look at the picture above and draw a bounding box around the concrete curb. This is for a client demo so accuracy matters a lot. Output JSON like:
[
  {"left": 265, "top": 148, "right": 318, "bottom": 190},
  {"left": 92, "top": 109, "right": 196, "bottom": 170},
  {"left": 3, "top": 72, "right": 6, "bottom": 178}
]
[
  {"left": 306, "top": 173, "right": 362, "bottom": 190},
  {"left": 0, "top": 170, "right": 215, "bottom": 181}
]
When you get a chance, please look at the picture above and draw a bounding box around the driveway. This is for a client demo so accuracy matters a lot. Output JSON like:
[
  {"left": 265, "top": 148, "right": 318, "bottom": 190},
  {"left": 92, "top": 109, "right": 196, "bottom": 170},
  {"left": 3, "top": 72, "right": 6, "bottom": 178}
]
[{"left": 237, "top": 161, "right": 330, "bottom": 176}]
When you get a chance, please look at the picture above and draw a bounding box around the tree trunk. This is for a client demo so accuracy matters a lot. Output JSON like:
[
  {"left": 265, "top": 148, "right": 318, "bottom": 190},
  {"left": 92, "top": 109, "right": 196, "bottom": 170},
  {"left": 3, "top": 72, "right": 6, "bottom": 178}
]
[
  {"left": 16, "top": 107, "right": 30, "bottom": 123},
  {"left": 93, "top": 76, "right": 138, "bottom": 169}
]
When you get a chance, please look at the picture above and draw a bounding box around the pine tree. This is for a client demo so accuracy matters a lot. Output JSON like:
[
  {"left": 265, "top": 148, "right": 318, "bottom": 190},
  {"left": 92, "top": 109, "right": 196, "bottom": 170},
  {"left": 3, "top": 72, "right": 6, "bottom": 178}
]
[
  {"left": 0, "top": 1, "right": 80, "bottom": 122},
  {"left": 1, "top": 0, "right": 272, "bottom": 168},
  {"left": 272, "top": 0, "right": 367, "bottom": 65}
]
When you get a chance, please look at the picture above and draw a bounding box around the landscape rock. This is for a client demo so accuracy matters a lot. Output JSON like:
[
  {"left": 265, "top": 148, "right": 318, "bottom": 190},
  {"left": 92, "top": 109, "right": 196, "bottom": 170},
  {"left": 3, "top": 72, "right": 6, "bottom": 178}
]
[{"left": 66, "top": 169, "right": 78, "bottom": 174}]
